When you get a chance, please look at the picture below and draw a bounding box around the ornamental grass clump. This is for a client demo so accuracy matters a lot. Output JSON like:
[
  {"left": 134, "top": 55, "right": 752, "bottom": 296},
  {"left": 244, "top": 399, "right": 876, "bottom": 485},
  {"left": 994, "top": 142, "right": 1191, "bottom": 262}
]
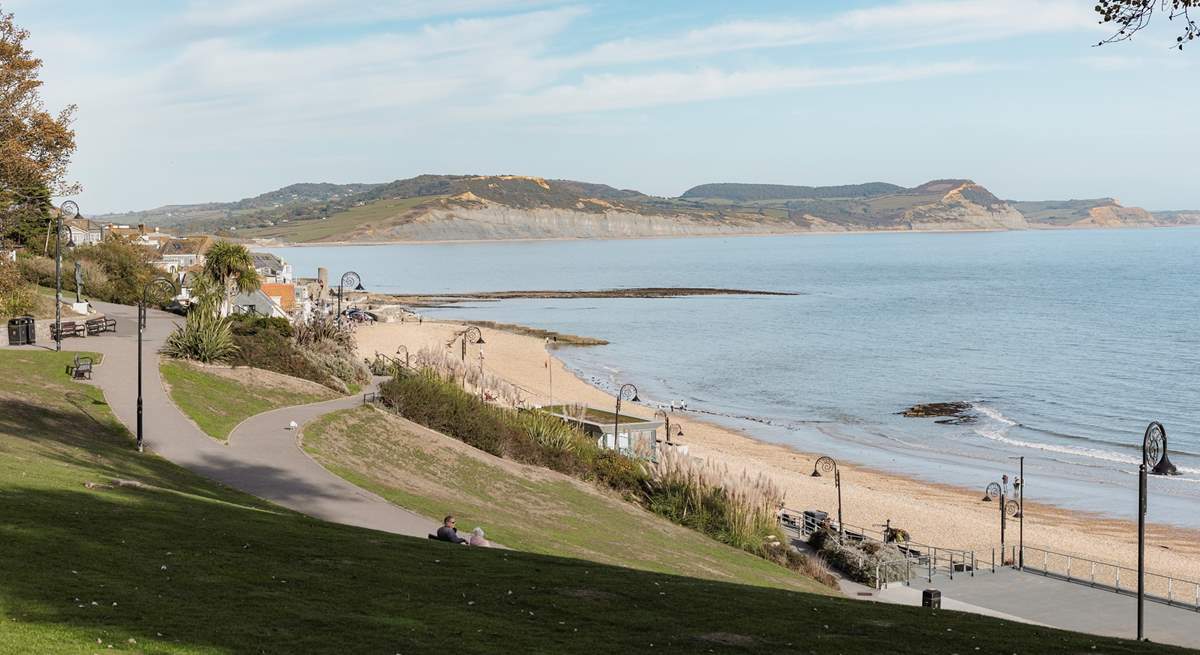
[
  {"left": 162, "top": 310, "right": 237, "bottom": 364},
  {"left": 643, "top": 448, "right": 785, "bottom": 555}
]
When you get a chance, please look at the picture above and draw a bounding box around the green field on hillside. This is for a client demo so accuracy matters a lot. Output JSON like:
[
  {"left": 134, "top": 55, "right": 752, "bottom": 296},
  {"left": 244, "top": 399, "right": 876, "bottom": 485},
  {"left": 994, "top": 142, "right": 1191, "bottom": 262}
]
[
  {"left": 0, "top": 349, "right": 1184, "bottom": 653},
  {"left": 160, "top": 359, "right": 336, "bottom": 440},
  {"left": 239, "top": 195, "right": 443, "bottom": 242}
]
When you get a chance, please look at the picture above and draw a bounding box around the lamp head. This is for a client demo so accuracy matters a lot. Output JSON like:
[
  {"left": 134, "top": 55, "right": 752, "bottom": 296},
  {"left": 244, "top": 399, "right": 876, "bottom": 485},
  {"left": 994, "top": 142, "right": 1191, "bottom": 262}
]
[
  {"left": 60, "top": 201, "right": 79, "bottom": 220},
  {"left": 354, "top": 282, "right": 365, "bottom": 291}
]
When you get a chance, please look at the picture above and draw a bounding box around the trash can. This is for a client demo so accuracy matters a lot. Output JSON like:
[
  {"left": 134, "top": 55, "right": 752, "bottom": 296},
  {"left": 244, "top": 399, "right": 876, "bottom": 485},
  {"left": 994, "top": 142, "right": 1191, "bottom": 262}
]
[
  {"left": 7, "top": 316, "right": 34, "bottom": 346},
  {"left": 922, "top": 589, "right": 941, "bottom": 609}
]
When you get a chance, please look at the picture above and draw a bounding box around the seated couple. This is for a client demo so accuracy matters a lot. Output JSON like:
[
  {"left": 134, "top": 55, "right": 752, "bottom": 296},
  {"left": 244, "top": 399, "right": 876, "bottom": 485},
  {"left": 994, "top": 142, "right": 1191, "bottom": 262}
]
[{"left": 434, "top": 515, "right": 489, "bottom": 546}]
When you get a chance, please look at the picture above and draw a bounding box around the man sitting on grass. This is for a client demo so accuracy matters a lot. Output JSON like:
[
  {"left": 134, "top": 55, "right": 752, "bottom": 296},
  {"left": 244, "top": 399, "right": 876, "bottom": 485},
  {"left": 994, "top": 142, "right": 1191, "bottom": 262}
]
[{"left": 436, "top": 515, "right": 468, "bottom": 545}]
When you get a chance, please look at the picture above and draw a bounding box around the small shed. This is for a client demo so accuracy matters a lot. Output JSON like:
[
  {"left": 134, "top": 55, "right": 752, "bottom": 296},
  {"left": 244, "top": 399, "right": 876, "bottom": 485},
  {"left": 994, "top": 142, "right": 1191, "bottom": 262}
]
[{"left": 539, "top": 404, "right": 663, "bottom": 456}]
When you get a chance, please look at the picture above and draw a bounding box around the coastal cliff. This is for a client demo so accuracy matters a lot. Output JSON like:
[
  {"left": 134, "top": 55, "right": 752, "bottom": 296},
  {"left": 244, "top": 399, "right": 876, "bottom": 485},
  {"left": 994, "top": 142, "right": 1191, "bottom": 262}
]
[{"left": 99, "top": 174, "right": 1200, "bottom": 243}]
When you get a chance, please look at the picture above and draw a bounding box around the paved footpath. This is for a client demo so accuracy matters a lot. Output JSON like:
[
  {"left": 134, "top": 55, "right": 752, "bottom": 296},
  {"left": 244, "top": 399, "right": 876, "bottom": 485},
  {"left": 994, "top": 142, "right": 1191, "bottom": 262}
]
[{"left": 16, "top": 301, "right": 436, "bottom": 538}]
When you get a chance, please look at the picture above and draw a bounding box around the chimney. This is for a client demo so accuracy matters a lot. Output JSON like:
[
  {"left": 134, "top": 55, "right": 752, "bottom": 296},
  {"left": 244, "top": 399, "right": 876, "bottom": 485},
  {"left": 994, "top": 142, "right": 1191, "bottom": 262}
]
[{"left": 317, "top": 267, "right": 328, "bottom": 287}]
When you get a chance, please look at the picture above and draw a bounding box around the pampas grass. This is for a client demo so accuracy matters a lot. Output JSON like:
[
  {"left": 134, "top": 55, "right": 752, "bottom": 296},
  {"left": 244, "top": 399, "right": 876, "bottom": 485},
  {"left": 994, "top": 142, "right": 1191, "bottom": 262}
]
[{"left": 644, "top": 448, "right": 785, "bottom": 554}]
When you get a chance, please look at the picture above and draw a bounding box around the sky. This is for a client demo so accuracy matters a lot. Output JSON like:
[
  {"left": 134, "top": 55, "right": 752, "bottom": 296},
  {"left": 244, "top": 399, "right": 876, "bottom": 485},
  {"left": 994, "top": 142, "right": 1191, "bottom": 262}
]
[{"left": 10, "top": 0, "right": 1199, "bottom": 213}]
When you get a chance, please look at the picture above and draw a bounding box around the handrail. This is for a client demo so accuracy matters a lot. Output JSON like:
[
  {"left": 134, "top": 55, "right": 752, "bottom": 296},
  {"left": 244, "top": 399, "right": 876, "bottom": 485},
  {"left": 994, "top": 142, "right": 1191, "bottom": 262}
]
[
  {"left": 1017, "top": 544, "right": 1200, "bottom": 611},
  {"left": 781, "top": 506, "right": 981, "bottom": 588}
]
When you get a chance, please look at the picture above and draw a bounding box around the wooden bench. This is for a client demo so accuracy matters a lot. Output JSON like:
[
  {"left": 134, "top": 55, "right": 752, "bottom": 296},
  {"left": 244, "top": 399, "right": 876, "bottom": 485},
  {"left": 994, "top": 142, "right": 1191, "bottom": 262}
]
[
  {"left": 69, "top": 354, "right": 94, "bottom": 380},
  {"left": 50, "top": 321, "right": 85, "bottom": 341},
  {"left": 85, "top": 317, "right": 117, "bottom": 336}
]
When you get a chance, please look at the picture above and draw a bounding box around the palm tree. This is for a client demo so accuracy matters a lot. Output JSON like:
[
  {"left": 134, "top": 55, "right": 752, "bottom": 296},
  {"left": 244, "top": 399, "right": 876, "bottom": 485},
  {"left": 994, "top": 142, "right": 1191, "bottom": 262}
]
[{"left": 202, "top": 241, "right": 260, "bottom": 317}]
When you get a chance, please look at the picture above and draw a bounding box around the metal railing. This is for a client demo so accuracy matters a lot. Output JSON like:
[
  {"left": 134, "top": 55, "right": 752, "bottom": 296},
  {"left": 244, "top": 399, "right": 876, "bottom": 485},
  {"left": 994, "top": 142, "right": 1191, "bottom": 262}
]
[
  {"left": 780, "top": 508, "right": 984, "bottom": 588},
  {"left": 1016, "top": 544, "right": 1200, "bottom": 611}
]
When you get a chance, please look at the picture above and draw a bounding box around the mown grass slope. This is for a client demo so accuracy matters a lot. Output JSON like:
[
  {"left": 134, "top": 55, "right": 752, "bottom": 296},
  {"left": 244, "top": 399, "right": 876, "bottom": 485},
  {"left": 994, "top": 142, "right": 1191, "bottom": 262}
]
[
  {"left": 302, "top": 405, "right": 822, "bottom": 592},
  {"left": 160, "top": 359, "right": 336, "bottom": 441},
  {"left": 0, "top": 350, "right": 1186, "bottom": 654}
]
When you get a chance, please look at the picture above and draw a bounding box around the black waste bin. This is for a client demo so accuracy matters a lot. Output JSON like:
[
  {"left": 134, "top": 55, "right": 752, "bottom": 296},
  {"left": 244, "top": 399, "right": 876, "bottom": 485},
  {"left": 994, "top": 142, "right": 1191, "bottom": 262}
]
[
  {"left": 7, "top": 316, "right": 34, "bottom": 346},
  {"left": 922, "top": 589, "right": 941, "bottom": 609}
]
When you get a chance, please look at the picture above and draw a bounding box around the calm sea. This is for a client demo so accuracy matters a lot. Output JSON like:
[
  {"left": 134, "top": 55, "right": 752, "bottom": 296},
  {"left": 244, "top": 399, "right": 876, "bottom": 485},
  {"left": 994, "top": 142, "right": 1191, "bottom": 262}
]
[{"left": 266, "top": 229, "right": 1200, "bottom": 527}]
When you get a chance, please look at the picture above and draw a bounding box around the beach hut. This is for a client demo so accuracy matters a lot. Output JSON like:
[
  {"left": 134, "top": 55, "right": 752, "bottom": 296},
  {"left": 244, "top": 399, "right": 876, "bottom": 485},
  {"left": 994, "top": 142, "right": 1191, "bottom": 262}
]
[{"left": 537, "top": 404, "right": 663, "bottom": 456}]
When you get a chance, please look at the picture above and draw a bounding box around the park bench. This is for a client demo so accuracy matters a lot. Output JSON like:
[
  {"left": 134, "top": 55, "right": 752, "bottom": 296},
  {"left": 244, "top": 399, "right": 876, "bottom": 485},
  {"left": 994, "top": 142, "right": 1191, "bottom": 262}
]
[
  {"left": 85, "top": 317, "right": 117, "bottom": 336},
  {"left": 69, "top": 354, "right": 94, "bottom": 380},
  {"left": 50, "top": 321, "right": 85, "bottom": 341}
]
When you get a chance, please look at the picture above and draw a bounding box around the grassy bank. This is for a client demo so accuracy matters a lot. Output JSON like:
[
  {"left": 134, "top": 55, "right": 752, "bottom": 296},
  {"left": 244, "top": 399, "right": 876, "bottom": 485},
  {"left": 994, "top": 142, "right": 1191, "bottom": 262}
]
[
  {"left": 159, "top": 359, "right": 336, "bottom": 440},
  {"left": 0, "top": 349, "right": 1186, "bottom": 653},
  {"left": 302, "top": 405, "right": 822, "bottom": 591}
]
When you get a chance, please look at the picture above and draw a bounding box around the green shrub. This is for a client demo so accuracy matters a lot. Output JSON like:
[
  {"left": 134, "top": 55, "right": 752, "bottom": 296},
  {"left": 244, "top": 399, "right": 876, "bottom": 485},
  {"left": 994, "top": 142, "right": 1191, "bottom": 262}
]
[
  {"left": 230, "top": 314, "right": 293, "bottom": 338},
  {"left": 230, "top": 328, "right": 331, "bottom": 387},
  {"left": 162, "top": 311, "right": 237, "bottom": 364},
  {"left": 0, "top": 259, "right": 37, "bottom": 317}
]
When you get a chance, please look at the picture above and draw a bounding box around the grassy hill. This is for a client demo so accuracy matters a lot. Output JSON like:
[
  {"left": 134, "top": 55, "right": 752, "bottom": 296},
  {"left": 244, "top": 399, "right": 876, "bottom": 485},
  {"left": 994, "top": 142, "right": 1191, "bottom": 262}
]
[
  {"left": 99, "top": 173, "right": 1192, "bottom": 243},
  {"left": 302, "top": 405, "right": 823, "bottom": 590},
  {"left": 160, "top": 360, "right": 337, "bottom": 440},
  {"left": 0, "top": 349, "right": 1186, "bottom": 653}
]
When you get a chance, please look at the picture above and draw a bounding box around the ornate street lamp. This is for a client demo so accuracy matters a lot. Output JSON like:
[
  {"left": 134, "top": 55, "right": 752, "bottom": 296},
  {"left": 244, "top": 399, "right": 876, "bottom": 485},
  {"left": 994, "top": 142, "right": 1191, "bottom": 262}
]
[
  {"left": 613, "top": 383, "right": 639, "bottom": 453},
  {"left": 53, "top": 201, "right": 79, "bottom": 351},
  {"left": 983, "top": 476, "right": 1021, "bottom": 564},
  {"left": 336, "top": 271, "right": 365, "bottom": 327},
  {"left": 458, "top": 326, "right": 483, "bottom": 362},
  {"left": 653, "top": 409, "right": 685, "bottom": 445},
  {"left": 137, "top": 276, "right": 177, "bottom": 452},
  {"left": 1138, "top": 421, "right": 1178, "bottom": 641},
  {"left": 396, "top": 345, "right": 409, "bottom": 369},
  {"left": 812, "top": 456, "right": 843, "bottom": 541},
  {"left": 1009, "top": 456, "right": 1025, "bottom": 569}
]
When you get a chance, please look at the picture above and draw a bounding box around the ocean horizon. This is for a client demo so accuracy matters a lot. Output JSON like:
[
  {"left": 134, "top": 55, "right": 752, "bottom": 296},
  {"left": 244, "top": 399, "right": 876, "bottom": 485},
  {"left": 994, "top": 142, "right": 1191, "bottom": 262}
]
[{"left": 266, "top": 227, "right": 1200, "bottom": 529}]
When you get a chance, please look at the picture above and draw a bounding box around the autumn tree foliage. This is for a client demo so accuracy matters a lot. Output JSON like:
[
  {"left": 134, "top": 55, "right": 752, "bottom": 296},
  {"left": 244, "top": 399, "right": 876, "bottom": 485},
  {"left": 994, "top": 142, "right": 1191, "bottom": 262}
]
[
  {"left": 1096, "top": 0, "right": 1200, "bottom": 49},
  {"left": 0, "top": 9, "right": 77, "bottom": 247}
]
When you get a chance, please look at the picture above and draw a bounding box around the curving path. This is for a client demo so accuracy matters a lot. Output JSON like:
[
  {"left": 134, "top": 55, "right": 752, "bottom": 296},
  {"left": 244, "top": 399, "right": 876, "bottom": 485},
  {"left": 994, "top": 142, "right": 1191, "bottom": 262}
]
[{"left": 35, "top": 300, "right": 436, "bottom": 538}]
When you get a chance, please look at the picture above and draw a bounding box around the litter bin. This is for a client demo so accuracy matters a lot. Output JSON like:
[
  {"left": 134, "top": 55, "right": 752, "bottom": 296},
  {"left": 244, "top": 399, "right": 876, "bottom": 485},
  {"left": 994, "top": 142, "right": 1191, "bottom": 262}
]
[
  {"left": 922, "top": 589, "right": 941, "bottom": 609},
  {"left": 7, "top": 316, "right": 34, "bottom": 346}
]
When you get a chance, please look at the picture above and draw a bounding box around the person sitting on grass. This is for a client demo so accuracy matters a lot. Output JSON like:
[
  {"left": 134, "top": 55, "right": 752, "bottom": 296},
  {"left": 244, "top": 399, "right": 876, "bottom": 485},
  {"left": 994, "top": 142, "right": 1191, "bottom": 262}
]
[
  {"left": 469, "top": 527, "right": 489, "bottom": 547},
  {"left": 436, "top": 515, "right": 468, "bottom": 545}
]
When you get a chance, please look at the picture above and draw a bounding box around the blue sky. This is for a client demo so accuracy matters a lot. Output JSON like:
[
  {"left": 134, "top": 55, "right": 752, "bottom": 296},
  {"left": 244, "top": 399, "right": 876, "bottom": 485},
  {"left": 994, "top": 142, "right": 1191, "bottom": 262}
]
[{"left": 11, "top": 0, "right": 1198, "bottom": 213}]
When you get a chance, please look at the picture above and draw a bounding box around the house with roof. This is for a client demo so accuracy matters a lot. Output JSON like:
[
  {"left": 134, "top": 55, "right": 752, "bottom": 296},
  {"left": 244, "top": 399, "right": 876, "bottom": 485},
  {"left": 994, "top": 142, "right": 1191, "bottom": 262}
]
[
  {"left": 63, "top": 219, "right": 104, "bottom": 246},
  {"left": 157, "top": 236, "right": 213, "bottom": 274},
  {"left": 260, "top": 282, "right": 296, "bottom": 314},
  {"left": 538, "top": 404, "right": 664, "bottom": 457},
  {"left": 251, "top": 252, "right": 293, "bottom": 284},
  {"left": 231, "top": 287, "right": 288, "bottom": 318}
]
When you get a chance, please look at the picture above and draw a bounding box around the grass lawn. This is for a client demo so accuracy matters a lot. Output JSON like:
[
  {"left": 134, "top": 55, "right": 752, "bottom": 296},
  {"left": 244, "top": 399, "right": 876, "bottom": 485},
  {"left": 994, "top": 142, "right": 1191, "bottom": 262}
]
[
  {"left": 239, "top": 195, "right": 444, "bottom": 242},
  {"left": 302, "top": 406, "right": 820, "bottom": 592},
  {"left": 0, "top": 350, "right": 1188, "bottom": 654},
  {"left": 159, "top": 359, "right": 337, "bottom": 441}
]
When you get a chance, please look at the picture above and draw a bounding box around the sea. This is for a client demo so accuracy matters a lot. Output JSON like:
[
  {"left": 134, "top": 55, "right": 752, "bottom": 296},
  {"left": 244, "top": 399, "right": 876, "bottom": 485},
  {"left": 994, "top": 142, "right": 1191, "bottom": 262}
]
[{"left": 265, "top": 228, "right": 1200, "bottom": 528}]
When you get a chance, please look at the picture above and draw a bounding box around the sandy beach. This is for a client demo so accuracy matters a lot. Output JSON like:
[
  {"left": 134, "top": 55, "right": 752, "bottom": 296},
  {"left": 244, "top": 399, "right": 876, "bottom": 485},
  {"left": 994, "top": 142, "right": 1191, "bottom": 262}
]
[{"left": 355, "top": 318, "right": 1200, "bottom": 584}]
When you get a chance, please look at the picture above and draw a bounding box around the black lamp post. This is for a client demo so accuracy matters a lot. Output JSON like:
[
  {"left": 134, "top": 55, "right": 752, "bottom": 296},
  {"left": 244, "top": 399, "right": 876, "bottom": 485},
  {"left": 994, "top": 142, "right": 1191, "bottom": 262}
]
[
  {"left": 1138, "top": 421, "right": 1178, "bottom": 641},
  {"left": 54, "top": 201, "right": 79, "bottom": 352},
  {"left": 137, "top": 276, "right": 177, "bottom": 452},
  {"left": 1009, "top": 456, "right": 1025, "bottom": 569},
  {"left": 458, "top": 326, "right": 483, "bottom": 362},
  {"left": 336, "top": 271, "right": 364, "bottom": 327},
  {"left": 653, "top": 409, "right": 684, "bottom": 446},
  {"left": 983, "top": 477, "right": 1020, "bottom": 565},
  {"left": 614, "top": 383, "right": 639, "bottom": 453},
  {"left": 812, "top": 456, "right": 843, "bottom": 541}
]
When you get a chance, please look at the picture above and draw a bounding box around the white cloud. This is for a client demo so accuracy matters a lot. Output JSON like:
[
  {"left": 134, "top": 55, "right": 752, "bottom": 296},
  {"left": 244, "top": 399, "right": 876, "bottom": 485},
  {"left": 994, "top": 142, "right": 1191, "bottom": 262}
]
[
  {"left": 178, "top": 0, "right": 562, "bottom": 30},
  {"left": 570, "top": 0, "right": 1097, "bottom": 67},
  {"left": 493, "top": 61, "right": 984, "bottom": 116}
]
